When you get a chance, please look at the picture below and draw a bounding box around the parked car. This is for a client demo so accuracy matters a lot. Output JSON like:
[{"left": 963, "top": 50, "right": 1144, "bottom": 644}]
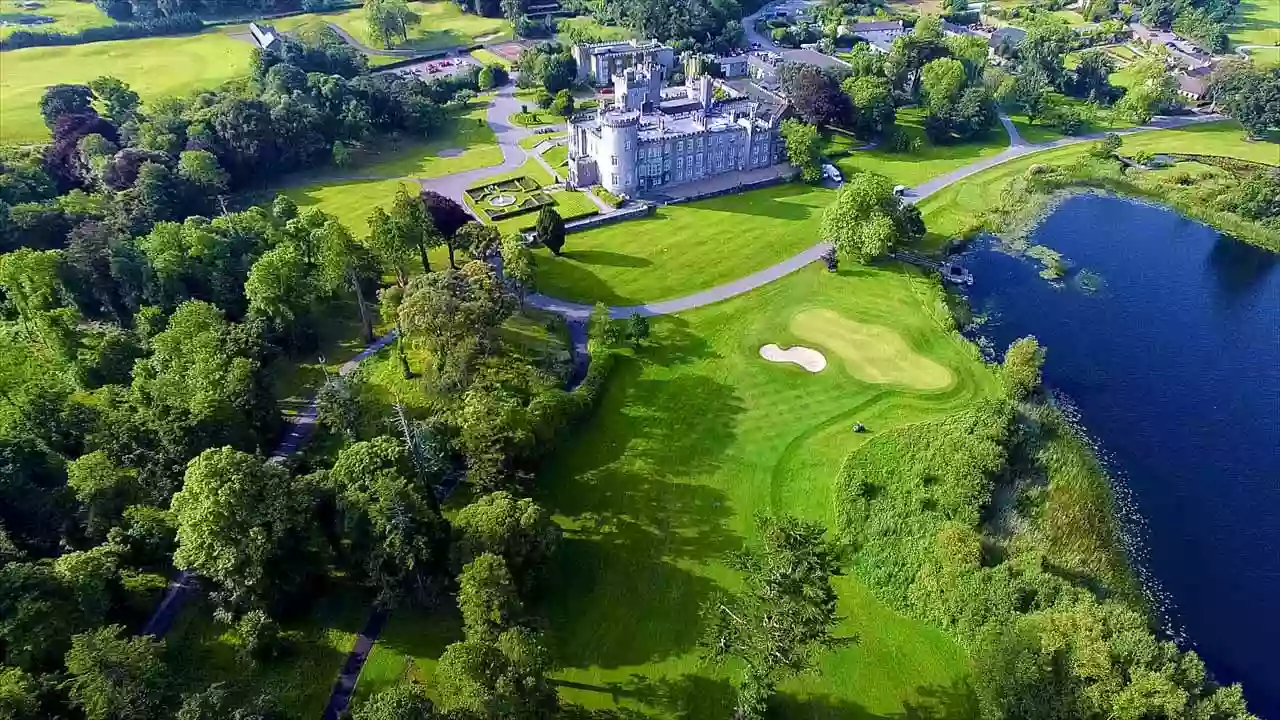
[
  {"left": 893, "top": 184, "right": 907, "bottom": 196},
  {"left": 822, "top": 163, "right": 842, "bottom": 183}
]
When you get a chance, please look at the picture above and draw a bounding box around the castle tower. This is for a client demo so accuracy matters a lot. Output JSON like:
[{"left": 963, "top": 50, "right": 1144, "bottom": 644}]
[{"left": 599, "top": 112, "right": 640, "bottom": 195}]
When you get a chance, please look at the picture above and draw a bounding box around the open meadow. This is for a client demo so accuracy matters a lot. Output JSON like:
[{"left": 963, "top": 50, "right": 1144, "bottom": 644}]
[{"left": 0, "top": 27, "right": 251, "bottom": 143}]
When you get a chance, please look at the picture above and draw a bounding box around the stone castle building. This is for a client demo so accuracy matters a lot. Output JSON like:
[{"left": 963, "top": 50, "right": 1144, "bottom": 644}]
[
  {"left": 572, "top": 39, "right": 676, "bottom": 87},
  {"left": 566, "top": 62, "right": 787, "bottom": 196}
]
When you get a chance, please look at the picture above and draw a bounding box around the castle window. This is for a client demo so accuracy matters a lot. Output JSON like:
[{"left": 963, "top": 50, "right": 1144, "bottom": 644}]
[{"left": 611, "top": 155, "right": 618, "bottom": 166}]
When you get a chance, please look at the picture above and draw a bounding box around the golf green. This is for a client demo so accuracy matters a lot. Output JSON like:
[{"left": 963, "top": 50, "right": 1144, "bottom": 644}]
[{"left": 359, "top": 261, "right": 1000, "bottom": 716}]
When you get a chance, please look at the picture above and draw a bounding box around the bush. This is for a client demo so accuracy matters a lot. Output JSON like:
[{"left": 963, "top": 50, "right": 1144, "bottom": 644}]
[{"left": 0, "top": 13, "right": 203, "bottom": 50}]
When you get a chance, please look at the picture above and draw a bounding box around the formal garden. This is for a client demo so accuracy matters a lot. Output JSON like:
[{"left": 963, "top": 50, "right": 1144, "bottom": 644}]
[{"left": 465, "top": 175, "right": 553, "bottom": 221}]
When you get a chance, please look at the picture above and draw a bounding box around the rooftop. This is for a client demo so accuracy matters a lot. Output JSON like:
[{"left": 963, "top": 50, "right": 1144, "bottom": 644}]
[
  {"left": 578, "top": 38, "right": 670, "bottom": 56},
  {"left": 850, "top": 20, "right": 904, "bottom": 32}
]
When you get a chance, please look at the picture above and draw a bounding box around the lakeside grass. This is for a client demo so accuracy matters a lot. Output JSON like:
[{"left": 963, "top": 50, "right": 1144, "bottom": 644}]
[
  {"left": 0, "top": 27, "right": 251, "bottom": 143},
  {"left": 359, "top": 261, "right": 998, "bottom": 717},
  {"left": 533, "top": 183, "right": 833, "bottom": 305},
  {"left": 831, "top": 108, "right": 1009, "bottom": 188},
  {"left": 916, "top": 120, "right": 1279, "bottom": 250}
]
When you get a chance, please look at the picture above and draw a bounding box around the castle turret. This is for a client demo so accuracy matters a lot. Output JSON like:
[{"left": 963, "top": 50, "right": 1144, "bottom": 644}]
[{"left": 598, "top": 111, "right": 640, "bottom": 195}]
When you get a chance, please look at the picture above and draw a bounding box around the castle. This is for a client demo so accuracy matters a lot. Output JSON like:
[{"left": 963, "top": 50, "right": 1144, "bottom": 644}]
[
  {"left": 571, "top": 39, "right": 676, "bottom": 87},
  {"left": 566, "top": 62, "right": 787, "bottom": 197}
]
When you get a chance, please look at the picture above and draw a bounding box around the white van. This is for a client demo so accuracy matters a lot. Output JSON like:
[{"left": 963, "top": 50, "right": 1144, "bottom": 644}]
[{"left": 822, "top": 163, "right": 842, "bottom": 183}]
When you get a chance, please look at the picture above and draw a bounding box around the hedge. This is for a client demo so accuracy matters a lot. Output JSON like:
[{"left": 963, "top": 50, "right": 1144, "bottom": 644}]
[{"left": 0, "top": 13, "right": 204, "bottom": 50}]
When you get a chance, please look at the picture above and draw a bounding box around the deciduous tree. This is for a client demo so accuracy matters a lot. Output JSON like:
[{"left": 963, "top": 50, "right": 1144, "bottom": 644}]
[
  {"left": 780, "top": 119, "right": 823, "bottom": 183},
  {"left": 820, "top": 173, "right": 922, "bottom": 262},
  {"left": 64, "top": 625, "right": 172, "bottom": 720},
  {"left": 171, "top": 447, "right": 316, "bottom": 608},
  {"left": 352, "top": 685, "right": 439, "bottom": 720},
  {"left": 453, "top": 491, "right": 560, "bottom": 593},
  {"left": 700, "top": 514, "right": 847, "bottom": 720},
  {"left": 1001, "top": 336, "right": 1045, "bottom": 400}
]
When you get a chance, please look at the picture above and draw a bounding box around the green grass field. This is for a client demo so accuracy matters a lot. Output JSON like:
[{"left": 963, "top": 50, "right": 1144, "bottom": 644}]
[
  {"left": 0, "top": 0, "right": 114, "bottom": 39},
  {"left": 554, "top": 15, "right": 633, "bottom": 43},
  {"left": 0, "top": 27, "right": 252, "bottom": 143},
  {"left": 358, "top": 261, "right": 998, "bottom": 717},
  {"left": 1229, "top": 0, "right": 1279, "bottom": 49},
  {"left": 915, "top": 120, "right": 1278, "bottom": 245},
  {"left": 1007, "top": 93, "right": 1139, "bottom": 144},
  {"left": 832, "top": 108, "right": 1009, "bottom": 187},
  {"left": 276, "top": 1, "right": 509, "bottom": 52},
  {"left": 533, "top": 183, "right": 833, "bottom": 305}
]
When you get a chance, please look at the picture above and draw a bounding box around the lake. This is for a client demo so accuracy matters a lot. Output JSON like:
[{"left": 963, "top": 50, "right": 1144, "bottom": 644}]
[{"left": 958, "top": 194, "right": 1280, "bottom": 715}]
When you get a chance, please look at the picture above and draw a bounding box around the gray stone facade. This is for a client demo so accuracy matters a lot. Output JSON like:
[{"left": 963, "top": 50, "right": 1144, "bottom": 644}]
[
  {"left": 567, "top": 65, "right": 787, "bottom": 197},
  {"left": 572, "top": 39, "right": 676, "bottom": 87}
]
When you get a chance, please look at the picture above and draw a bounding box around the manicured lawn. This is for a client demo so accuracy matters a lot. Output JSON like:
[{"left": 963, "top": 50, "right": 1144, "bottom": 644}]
[
  {"left": 1007, "top": 94, "right": 1138, "bottom": 144},
  {"left": 0, "top": 0, "right": 114, "bottom": 39},
  {"left": 534, "top": 264, "right": 996, "bottom": 717},
  {"left": 355, "top": 99, "right": 502, "bottom": 179},
  {"left": 833, "top": 108, "right": 1009, "bottom": 187},
  {"left": 278, "top": 2, "right": 509, "bottom": 52},
  {"left": 532, "top": 183, "right": 834, "bottom": 305},
  {"left": 356, "top": 262, "right": 997, "bottom": 717},
  {"left": 1229, "top": 0, "right": 1279, "bottom": 48},
  {"left": 470, "top": 47, "right": 511, "bottom": 68},
  {"left": 284, "top": 178, "right": 420, "bottom": 235},
  {"left": 0, "top": 27, "right": 252, "bottom": 143},
  {"left": 542, "top": 142, "right": 568, "bottom": 169},
  {"left": 915, "top": 120, "right": 1277, "bottom": 245}
]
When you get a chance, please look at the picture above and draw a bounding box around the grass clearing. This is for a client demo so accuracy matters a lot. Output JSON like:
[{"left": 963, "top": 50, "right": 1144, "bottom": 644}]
[
  {"left": 0, "top": 0, "right": 114, "bottom": 39},
  {"left": 284, "top": 178, "right": 420, "bottom": 235},
  {"left": 533, "top": 183, "right": 833, "bottom": 305},
  {"left": 831, "top": 108, "right": 1009, "bottom": 187},
  {"left": 165, "top": 591, "right": 369, "bottom": 718},
  {"left": 554, "top": 15, "right": 633, "bottom": 43},
  {"left": 535, "top": 263, "right": 997, "bottom": 717},
  {"left": 277, "top": 2, "right": 509, "bottom": 52},
  {"left": 470, "top": 47, "right": 511, "bottom": 68},
  {"left": 360, "top": 262, "right": 999, "bottom": 717},
  {"left": 790, "top": 309, "right": 955, "bottom": 390},
  {"left": 0, "top": 27, "right": 252, "bottom": 143}
]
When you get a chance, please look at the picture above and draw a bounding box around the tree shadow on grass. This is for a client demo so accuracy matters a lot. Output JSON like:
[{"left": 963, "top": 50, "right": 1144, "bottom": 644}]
[
  {"left": 773, "top": 678, "right": 979, "bottom": 720},
  {"left": 555, "top": 672, "right": 737, "bottom": 719},
  {"left": 564, "top": 249, "right": 655, "bottom": 268},
  {"left": 539, "top": 355, "right": 746, "bottom": 669},
  {"left": 537, "top": 249, "right": 636, "bottom": 306}
]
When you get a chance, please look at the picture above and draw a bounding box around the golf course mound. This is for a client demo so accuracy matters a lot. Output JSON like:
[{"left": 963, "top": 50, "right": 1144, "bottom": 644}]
[
  {"left": 789, "top": 308, "right": 954, "bottom": 390},
  {"left": 759, "top": 343, "right": 827, "bottom": 372}
]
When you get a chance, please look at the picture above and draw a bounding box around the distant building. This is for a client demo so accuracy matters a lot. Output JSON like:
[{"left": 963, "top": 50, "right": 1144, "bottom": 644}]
[
  {"left": 566, "top": 64, "right": 787, "bottom": 196},
  {"left": 572, "top": 39, "right": 676, "bottom": 87},
  {"left": 716, "top": 55, "right": 750, "bottom": 79},
  {"left": 1129, "top": 23, "right": 1213, "bottom": 69},
  {"left": 248, "top": 22, "right": 282, "bottom": 53},
  {"left": 1176, "top": 73, "right": 1209, "bottom": 101},
  {"left": 988, "top": 26, "right": 1027, "bottom": 51}
]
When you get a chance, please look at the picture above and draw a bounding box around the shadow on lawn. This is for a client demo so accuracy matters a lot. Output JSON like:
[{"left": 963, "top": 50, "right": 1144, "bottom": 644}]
[
  {"left": 540, "top": 350, "right": 745, "bottom": 668},
  {"left": 553, "top": 675, "right": 978, "bottom": 720},
  {"left": 690, "top": 184, "right": 827, "bottom": 221},
  {"left": 564, "top": 249, "right": 654, "bottom": 269}
]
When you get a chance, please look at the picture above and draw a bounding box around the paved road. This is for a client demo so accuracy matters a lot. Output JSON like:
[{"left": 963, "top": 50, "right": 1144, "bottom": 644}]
[
  {"left": 139, "top": 332, "right": 399, "bottom": 639},
  {"left": 529, "top": 112, "right": 1224, "bottom": 322},
  {"left": 415, "top": 82, "right": 543, "bottom": 203}
]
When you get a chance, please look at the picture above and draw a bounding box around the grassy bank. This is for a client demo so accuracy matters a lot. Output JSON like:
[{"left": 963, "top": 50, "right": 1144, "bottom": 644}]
[{"left": 916, "top": 121, "right": 1280, "bottom": 252}]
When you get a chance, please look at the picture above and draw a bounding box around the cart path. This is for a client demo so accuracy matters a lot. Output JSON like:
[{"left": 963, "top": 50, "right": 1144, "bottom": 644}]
[{"left": 531, "top": 112, "right": 1223, "bottom": 321}]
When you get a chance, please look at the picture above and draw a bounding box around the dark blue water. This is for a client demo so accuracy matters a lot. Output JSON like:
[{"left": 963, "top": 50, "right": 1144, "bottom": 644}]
[{"left": 961, "top": 195, "right": 1280, "bottom": 716}]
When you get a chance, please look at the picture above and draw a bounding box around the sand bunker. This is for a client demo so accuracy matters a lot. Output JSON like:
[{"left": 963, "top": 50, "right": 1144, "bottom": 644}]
[
  {"left": 760, "top": 344, "right": 827, "bottom": 373},
  {"left": 789, "top": 309, "right": 954, "bottom": 390}
]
